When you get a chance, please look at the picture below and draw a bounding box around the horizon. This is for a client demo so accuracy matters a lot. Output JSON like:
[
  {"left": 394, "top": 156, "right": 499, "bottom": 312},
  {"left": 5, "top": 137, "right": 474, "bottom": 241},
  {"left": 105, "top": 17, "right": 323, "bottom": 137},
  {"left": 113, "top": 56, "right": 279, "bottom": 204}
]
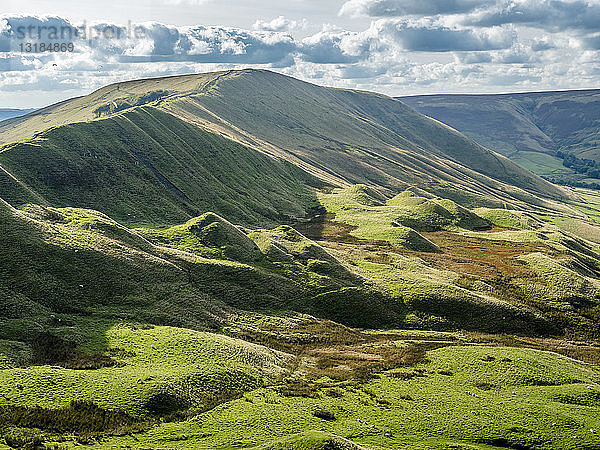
[
  {"left": 2, "top": 0, "right": 600, "bottom": 108},
  {"left": 2, "top": 68, "right": 599, "bottom": 110}
]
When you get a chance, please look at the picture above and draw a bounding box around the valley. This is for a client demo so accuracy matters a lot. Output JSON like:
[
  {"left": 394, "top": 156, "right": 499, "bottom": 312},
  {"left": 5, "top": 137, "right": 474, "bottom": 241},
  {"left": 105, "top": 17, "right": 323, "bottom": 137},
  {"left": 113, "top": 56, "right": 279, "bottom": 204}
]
[{"left": 1, "top": 70, "right": 600, "bottom": 449}]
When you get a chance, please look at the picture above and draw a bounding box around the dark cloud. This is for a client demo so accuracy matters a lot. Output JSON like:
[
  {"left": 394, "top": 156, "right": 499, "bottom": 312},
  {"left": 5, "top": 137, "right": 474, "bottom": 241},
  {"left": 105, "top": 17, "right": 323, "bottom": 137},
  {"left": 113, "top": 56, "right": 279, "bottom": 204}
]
[
  {"left": 0, "top": 16, "right": 78, "bottom": 52},
  {"left": 0, "top": 17, "right": 299, "bottom": 66}
]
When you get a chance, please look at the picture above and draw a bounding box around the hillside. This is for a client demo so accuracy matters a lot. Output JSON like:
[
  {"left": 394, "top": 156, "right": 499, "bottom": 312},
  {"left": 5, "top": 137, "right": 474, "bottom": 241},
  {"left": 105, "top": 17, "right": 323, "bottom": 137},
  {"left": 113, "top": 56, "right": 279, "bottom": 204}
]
[
  {"left": 0, "top": 70, "right": 579, "bottom": 228},
  {"left": 0, "top": 106, "right": 321, "bottom": 226},
  {"left": 2, "top": 190, "right": 600, "bottom": 448},
  {"left": 2, "top": 71, "right": 600, "bottom": 449},
  {"left": 399, "top": 90, "right": 600, "bottom": 187}
]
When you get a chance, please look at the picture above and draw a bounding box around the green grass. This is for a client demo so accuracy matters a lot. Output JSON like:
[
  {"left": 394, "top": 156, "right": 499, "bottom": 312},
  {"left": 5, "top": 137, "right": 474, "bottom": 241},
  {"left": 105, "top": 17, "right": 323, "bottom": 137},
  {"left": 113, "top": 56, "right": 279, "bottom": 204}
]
[
  {"left": 473, "top": 208, "right": 539, "bottom": 230},
  {"left": 3, "top": 196, "right": 600, "bottom": 447},
  {"left": 517, "top": 252, "right": 600, "bottom": 302},
  {"left": 0, "top": 107, "right": 321, "bottom": 227},
  {"left": 135, "top": 212, "right": 264, "bottom": 262},
  {"left": 94, "top": 346, "right": 600, "bottom": 449},
  {"left": 0, "top": 320, "right": 288, "bottom": 416},
  {"left": 400, "top": 90, "right": 600, "bottom": 187}
]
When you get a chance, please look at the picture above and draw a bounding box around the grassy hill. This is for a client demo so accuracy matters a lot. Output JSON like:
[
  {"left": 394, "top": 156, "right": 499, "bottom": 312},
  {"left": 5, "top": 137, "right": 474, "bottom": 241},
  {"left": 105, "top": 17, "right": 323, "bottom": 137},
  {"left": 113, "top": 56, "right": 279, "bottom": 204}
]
[
  {"left": 0, "top": 70, "right": 580, "bottom": 227},
  {"left": 0, "top": 106, "right": 321, "bottom": 227},
  {"left": 399, "top": 90, "right": 600, "bottom": 187},
  {"left": 3, "top": 71, "right": 600, "bottom": 448}
]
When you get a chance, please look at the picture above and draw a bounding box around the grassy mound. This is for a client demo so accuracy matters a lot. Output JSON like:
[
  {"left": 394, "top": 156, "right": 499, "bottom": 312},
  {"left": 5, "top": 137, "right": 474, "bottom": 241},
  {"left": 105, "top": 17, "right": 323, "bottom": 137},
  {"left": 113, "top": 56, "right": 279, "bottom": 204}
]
[
  {"left": 474, "top": 208, "right": 541, "bottom": 230},
  {"left": 318, "top": 186, "right": 496, "bottom": 251},
  {"left": 138, "top": 212, "right": 263, "bottom": 262},
  {"left": 330, "top": 184, "right": 386, "bottom": 207},
  {"left": 387, "top": 192, "right": 490, "bottom": 232},
  {"left": 250, "top": 432, "right": 368, "bottom": 449},
  {"left": 518, "top": 252, "right": 600, "bottom": 302},
  {"left": 317, "top": 186, "right": 440, "bottom": 251},
  {"left": 0, "top": 321, "right": 291, "bottom": 418}
]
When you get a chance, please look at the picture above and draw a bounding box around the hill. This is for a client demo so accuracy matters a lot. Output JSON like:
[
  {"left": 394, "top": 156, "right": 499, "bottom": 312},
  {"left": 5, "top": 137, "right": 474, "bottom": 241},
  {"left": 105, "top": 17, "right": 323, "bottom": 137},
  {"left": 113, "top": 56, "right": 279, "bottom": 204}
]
[
  {"left": 0, "top": 70, "right": 579, "bottom": 227},
  {"left": 399, "top": 90, "right": 600, "bottom": 188},
  {"left": 2, "top": 192, "right": 600, "bottom": 448},
  {"left": 2, "top": 71, "right": 600, "bottom": 449},
  {"left": 0, "top": 106, "right": 321, "bottom": 226}
]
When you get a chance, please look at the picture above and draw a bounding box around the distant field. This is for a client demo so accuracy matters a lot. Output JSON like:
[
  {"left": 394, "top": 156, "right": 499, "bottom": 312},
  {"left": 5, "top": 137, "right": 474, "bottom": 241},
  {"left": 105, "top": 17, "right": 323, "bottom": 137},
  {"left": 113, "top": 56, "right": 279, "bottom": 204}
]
[{"left": 510, "top": 151, "right": 573, "bottom": 177}]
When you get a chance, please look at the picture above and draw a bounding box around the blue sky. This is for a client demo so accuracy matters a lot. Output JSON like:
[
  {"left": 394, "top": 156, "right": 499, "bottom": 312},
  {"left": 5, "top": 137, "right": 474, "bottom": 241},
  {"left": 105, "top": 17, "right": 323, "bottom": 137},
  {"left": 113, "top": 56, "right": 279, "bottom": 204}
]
[{"left": 1, "top": 0, "right": 599, "bottom": 107}]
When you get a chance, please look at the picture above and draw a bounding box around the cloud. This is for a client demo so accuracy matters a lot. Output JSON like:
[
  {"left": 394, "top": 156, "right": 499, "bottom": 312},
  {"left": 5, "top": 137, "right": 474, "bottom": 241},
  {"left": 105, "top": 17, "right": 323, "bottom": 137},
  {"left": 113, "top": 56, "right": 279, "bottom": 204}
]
[
  {"left": 455, "top": 51, "right": 493, "bottom": 63},
  {"left": 300, "top": 27, "right": 380, "bottom": 63},
  {"left": 0, "top": 16, "right": 300, "bottom": 66},
  {"left": 374, "top": 19, "right": 515, "bottom": 52},
  {"left": 339, "top": 0, "right": 488, "bottom": 17},
  {"left": 463, "top": 0, "right": 600, "bottom": 32},
  {"left": 0, "top": 16, "right": 78, "bottom": 52},
  {"left": 580, "top": 33, "right": 600, "bottom": 49},
  {"left": 0, "top": 12, "right": 599, "bottom": 106},
  {"left": 253, "top": 16, "right": 308, "bottom": 32}
]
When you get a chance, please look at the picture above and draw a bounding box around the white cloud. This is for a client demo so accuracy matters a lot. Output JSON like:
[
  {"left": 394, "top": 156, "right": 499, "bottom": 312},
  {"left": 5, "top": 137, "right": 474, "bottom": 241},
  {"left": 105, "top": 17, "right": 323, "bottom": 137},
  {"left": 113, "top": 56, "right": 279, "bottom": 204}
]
[
  {"left": 0, "top": 9, "right": 599, "bottom": 107},
  {"left": 253, "top": 16, "right": 308, "bottom": 32}
]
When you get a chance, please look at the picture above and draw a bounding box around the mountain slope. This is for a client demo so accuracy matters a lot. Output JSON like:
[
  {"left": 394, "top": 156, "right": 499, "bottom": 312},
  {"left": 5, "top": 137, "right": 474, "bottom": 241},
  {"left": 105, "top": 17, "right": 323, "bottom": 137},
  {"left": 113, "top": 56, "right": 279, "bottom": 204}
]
[
  {"left": 0, "top": 106, "right": 321, "bottom": 226},
  {"left": 165, "top": 70, "right": 573, "bottom": 205},
  {"left": 399, "top": 90, "right": 600, "bottom": 186},
  {"left": 0, "top": 70, "right": 579, "bottom": 226}
]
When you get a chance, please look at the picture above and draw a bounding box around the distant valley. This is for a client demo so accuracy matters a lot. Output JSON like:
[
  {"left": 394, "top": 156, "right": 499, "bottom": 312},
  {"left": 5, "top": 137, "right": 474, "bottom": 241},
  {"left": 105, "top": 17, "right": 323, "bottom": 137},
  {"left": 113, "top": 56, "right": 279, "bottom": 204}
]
[
  {"left": 399, "top": 90, "right": 600, "bottom": 188},
  {"left": 0, "top": 109, "right": 35, "bottom": 121}
]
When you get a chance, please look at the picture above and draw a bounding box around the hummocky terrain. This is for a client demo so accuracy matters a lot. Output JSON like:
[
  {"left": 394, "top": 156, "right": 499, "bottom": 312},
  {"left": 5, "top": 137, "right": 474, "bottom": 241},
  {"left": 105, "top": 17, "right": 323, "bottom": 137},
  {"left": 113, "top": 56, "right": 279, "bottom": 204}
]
[
  {"left": 1, "top": 70, "right": 600, "bottom": 449},
  {"left": 399, "top": 90, "right": 600, "bottom": 189}
]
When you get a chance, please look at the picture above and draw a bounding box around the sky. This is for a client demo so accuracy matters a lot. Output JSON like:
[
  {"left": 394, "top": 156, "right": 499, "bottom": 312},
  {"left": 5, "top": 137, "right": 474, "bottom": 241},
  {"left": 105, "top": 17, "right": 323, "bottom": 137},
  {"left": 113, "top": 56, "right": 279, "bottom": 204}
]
[{"left": 1, "top": 0, "right": 599, "bottom": 108}]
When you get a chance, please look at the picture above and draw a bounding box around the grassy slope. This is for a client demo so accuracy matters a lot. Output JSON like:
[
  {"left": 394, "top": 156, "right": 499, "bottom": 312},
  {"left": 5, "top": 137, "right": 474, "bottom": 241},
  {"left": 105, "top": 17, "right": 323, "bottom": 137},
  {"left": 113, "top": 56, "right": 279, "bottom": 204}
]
[
  {"left": 0, "top": 107, "right": 320, "bottom": 227},
  {"left": 399, "top": 90, "right": 600, "bottom": 181},
  {"left": 99, "top": 345, "right": 600, "bottom": 450},
  {"left": 0, "top": 70, "right": 578, "bottom": 221},
  {"left": 301, "top": 185, "right": 600, "bottom": 336},
  {"left": 167, "top": 70, "right": 572, "bottom": 207},
  {"left": 2, "top": 195, "right": 600, "bottom": 447}
]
